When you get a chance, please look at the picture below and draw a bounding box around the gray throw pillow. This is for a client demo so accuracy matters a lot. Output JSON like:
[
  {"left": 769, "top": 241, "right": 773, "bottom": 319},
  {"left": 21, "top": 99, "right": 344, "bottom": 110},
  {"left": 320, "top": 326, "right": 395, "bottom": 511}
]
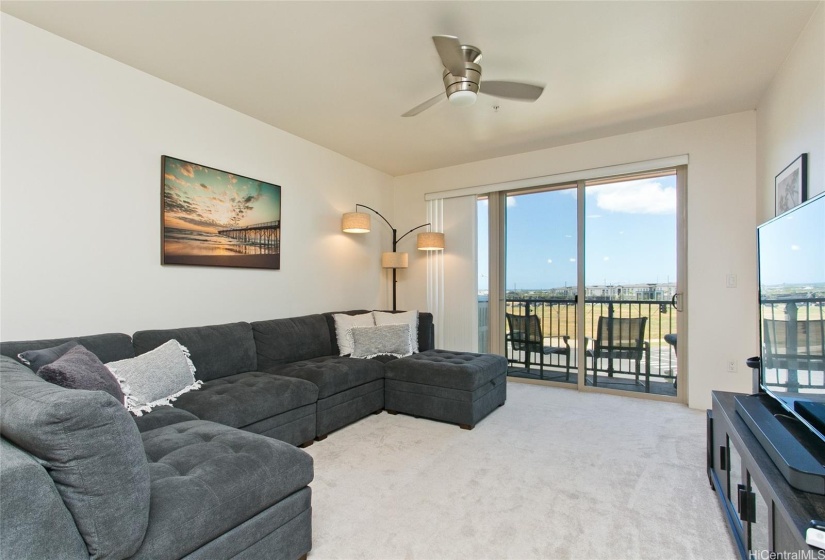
[
  {"left": 350, "top": 324, "right": 413, "bottom": 359},
  {"left": 373, "top": 310, "right": 419, "bottom": 353},
  {"left": 17, "top": 340, "right": 78, "bottom": 371},
  {"left": 37, "top": 345, "right": 126, "bottom": 405},
  {"left": 107, "top": 339, "right": 202, "bottom": 416}
]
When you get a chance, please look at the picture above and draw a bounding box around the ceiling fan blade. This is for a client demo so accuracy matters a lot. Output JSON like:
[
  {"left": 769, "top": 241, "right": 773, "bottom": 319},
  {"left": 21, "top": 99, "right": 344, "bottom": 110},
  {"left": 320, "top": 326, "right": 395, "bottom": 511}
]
[
  {"left": 432, "top": 35, "right": 466, "bottom": 77},
  {"left": 402, "top": 92, "right": 445, "bottom": 117},
  {"left": 480, "top": 81, "right": 544, "bottom": 101}
]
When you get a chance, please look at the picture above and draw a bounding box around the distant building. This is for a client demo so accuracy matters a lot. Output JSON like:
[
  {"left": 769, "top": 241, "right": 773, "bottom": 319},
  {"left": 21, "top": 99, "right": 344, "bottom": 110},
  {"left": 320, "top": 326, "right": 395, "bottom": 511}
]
[{"left": 489, "top": 282, "right": 677, "bottom": 301}]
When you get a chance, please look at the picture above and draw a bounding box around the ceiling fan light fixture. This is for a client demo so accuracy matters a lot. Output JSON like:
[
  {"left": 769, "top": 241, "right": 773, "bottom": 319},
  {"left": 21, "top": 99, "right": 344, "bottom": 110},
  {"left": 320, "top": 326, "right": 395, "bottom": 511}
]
[{"left": 448, "top": 90, "right": 477, "bottom": 107}]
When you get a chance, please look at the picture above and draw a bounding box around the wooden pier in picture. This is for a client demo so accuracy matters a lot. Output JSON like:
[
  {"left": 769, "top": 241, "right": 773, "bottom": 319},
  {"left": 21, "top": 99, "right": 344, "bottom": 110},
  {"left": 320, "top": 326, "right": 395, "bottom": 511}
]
[{"left": 218, "top": 220, "right": 280, "bottom": 249}]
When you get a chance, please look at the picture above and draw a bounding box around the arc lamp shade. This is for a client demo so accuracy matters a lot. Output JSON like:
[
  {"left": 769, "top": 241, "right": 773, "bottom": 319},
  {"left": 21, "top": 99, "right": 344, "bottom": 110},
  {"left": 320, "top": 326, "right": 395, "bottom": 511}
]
[
  {"left": 381, "top": 252, "right": 409, "bottom": 269},
  {"left": 342, "top": 212, "right": 371, "bottom": 233},
  {"left": 417, "top": 232, "right": 445, "bottom": 251}
]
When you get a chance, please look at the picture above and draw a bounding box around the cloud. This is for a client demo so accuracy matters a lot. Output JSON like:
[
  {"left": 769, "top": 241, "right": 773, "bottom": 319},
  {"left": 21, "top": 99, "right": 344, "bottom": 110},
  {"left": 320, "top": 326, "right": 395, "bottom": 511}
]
[
  {"left": 178, "top": 163, "right": 195, "bottom": 178},
  {"left": 588, "top": 180, "right": 676, "bottom": 214},
  {"left": 603, "top": 256, "right": 610, "bottom": 261},
  {"left": 228, "top": 184, "right": 264, "bottom": 225},
  {"left": 569, "top": 258, "right": 576, "bottom": 262},
  {"left": 506, "top": 197, "right": 517, "bottom": 207},
  {"left": 547, "top": 259, "right": 553, "bottom": 264},
  {"left": 199, "top": 183, "right": 210, "bottom": 190},
  {"left": 179, "top": 215, "right": 222, "bottom": 230},
  {"left": 163, "top": 188, "right": 195, "bottom": 214},
  {"left": 164, "top": 173, "right": 189, "bottom": 188},
  {"left": 791, "top": 244, "right": 801, "bottom": 251}
]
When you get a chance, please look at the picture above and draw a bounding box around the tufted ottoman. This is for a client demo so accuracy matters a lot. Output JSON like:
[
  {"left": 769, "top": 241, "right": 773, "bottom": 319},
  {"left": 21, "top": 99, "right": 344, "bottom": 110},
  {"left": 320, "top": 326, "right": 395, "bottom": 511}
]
[{"left": 383, "top": 349, "right": 507, "bottom": 429}]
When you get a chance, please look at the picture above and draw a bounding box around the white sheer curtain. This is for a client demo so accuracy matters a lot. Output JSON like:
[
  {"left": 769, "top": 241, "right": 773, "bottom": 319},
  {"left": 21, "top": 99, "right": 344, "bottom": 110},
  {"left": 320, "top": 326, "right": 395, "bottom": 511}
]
[{"left": 426, "top": 196, "right": 478, "bottom": 351}]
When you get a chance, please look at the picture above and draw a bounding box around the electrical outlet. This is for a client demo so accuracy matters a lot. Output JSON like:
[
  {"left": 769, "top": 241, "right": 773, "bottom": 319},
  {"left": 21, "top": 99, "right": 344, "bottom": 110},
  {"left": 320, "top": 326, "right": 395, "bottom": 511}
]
[
  {"left": 726, "top": 274, "right": 737, "bottom": 288},
  {"left": 727, "top": 360, "right": 738, "bottom": 373}
]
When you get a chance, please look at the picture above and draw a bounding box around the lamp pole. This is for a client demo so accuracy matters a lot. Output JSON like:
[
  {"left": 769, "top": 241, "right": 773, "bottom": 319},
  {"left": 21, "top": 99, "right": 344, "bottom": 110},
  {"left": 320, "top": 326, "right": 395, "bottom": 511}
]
[{"left": 354, "top": 204, "right": 431, "bottom": 311}]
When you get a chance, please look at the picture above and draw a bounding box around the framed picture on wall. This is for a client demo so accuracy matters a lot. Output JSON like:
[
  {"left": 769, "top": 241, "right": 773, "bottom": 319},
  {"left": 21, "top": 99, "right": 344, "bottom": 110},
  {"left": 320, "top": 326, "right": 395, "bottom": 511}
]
[
  {"left": 774, "top": 153, "right": 807, "bottom": 216},
  {"left": 161, "top": 156, "right": 281, "bottom": 269}
]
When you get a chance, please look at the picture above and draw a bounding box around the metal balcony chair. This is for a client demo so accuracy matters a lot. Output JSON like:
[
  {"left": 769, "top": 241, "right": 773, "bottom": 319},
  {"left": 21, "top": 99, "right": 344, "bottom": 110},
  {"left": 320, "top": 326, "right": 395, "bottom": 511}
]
[
  {"left": 505, "top": 313, "right": 572, "bottom": 381},
  {"left": 588, "top": 316, "right": 651, "bottom": 391}
]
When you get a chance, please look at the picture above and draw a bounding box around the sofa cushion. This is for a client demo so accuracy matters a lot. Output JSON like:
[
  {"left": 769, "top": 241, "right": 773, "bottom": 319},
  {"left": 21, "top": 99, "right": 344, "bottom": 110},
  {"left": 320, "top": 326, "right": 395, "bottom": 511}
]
[
  {"left": 0, "top": 439, "right": 90, "bottom": 560},
  {"left": 0, "top": 355, "right": 150, "bottom": 559},
  {"left": 270, "top": 355, "right": 385, "bottom": 399},
  {"left": 384, "top": 349, "right": 508, "bottom": 391},
  {"left": 172, "top": 371, "right": 319, "bottom": 429},
  {"left": 133, "top": 322, "right": 257, "bottom": 382},
  {"left": 37, "top": 344, "right": 126, "bottom": 405},
  {"left": 252, "top": 314, "right": 333, "bottom": 368},
  {"left": 0, "top": 332, "right": 135, "bottom": 367},
  {"left": 132, "top": 406, "right": 201, "bottom": 433},
  {"left": 134, "top": 420, "right": 313, "bottom": 560}
]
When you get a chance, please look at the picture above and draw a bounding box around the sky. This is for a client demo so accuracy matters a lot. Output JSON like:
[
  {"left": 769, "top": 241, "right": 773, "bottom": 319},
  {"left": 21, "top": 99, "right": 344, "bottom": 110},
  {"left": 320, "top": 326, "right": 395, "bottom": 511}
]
[
  {"left": 163, "top": 157, "right": 281, "bottom": 233},
  {"left": 758, "top": 193, "right": 825, "bottom": 287},
  {"left": 478, "top": 175, "right": 678, "bottom": 290}
]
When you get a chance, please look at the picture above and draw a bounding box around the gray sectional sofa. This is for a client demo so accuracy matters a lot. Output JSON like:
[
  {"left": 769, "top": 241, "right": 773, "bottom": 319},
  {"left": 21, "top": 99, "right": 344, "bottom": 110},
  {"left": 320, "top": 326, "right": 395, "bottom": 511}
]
[{"left": 0, "top": 310, "right": 448, "bottom": 559}]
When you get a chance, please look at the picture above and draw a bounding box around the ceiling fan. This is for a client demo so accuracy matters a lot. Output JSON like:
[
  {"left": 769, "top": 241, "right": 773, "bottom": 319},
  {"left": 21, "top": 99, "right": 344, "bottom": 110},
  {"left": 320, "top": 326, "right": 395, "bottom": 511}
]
[{"left": 402, "top": 35, "right": 544, "bottom": 117}]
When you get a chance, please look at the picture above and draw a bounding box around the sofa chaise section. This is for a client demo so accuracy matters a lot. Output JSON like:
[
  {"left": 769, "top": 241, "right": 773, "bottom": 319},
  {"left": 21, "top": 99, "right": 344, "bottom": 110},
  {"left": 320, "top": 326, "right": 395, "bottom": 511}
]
[
  {"left": 0, "top": 355, "right": 314, "bottom": 560},
  {"left": 132, "top": 321, "right": 319, "bottom": 446}
]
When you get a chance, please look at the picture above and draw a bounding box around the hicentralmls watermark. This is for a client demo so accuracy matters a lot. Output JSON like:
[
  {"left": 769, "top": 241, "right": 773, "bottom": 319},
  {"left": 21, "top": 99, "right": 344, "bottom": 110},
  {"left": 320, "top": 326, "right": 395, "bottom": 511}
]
[{"left": 753, "top": 550, "right": 825, "bottom": 560}]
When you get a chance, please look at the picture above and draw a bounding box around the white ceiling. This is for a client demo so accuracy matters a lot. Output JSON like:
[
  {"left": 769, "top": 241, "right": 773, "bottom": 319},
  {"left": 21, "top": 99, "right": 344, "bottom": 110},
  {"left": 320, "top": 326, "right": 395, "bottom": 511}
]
[{"left": 1, "top": 1, "right": 819, "bottom": 176}]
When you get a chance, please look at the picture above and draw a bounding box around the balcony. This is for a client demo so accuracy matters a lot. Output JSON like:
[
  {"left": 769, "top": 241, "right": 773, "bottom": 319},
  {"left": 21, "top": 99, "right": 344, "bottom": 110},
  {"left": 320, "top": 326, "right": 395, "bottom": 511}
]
[{"left": 479, "top": 297, "right": 678, "bottom": 396}]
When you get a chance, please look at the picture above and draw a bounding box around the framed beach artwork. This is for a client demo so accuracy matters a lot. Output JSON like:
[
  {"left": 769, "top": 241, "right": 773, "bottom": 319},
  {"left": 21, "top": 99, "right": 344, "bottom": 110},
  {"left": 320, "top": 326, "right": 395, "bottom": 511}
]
[
  {"left": 774, "top": 153, "right": 807, "bottom": 216},
  {"left": 162, "top": 156, "right": 281, "bottom": 269}
]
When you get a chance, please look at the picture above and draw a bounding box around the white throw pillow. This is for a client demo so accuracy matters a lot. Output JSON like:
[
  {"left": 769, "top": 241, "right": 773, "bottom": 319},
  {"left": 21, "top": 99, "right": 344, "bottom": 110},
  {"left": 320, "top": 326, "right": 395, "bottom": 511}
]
[
  {"left": 373, "top": 310, "right": 419, "bottom": 353},
  {"left": 106, "top": 340, "right": 202, "bottom": 417},
  {"left": 333, "top": 312, "right": 375, "bottom": 356},
  {"left": 350, "top": 324, "right": 412, "bottom": 359}
]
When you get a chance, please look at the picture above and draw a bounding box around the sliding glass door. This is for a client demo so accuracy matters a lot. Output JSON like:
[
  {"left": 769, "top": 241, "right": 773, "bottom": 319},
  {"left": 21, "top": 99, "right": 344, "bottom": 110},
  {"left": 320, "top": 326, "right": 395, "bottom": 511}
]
[
  {"left": 583, "top": 173, "right": 679, "bottom": 397},
  {"left": 485, "top": 167, "right": 684, "bottom": 400},
  {"left": 503, "top": 184, "right": 580, "bottom": 385}
]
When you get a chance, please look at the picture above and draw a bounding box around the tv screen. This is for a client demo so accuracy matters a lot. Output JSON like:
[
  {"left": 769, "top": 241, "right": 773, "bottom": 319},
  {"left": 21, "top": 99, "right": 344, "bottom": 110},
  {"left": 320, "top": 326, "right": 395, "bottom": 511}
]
[{"left": 757, "top": 191, "right": 825, "bottom": 445}]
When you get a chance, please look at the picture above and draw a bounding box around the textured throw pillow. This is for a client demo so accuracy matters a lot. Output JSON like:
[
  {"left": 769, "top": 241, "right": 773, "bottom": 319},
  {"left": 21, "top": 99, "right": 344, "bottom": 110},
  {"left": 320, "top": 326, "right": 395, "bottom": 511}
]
[
  {"left": 333, "top": 312, "right": 375, "bottom": 356},
  {"left": 350, "top": 324, "right": 413, "bottom": 359},
  {"left": 17, "top": 340, "right": 78, "bottom": 371},
  {"left": 37, "top": 345, "right": 126, "bottom": 406},
  {"left": 373, "top": 310, "right": 419, "bottom": 353},
  {"left": 107, "top": 340, "right": 202, "bottom": 416}
]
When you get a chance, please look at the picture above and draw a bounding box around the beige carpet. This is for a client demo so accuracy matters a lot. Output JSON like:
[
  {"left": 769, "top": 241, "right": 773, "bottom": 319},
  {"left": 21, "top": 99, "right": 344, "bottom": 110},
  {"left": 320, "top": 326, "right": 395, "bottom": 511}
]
[{"left": 305, "top": 381, "right": 737, "bottom": 560}]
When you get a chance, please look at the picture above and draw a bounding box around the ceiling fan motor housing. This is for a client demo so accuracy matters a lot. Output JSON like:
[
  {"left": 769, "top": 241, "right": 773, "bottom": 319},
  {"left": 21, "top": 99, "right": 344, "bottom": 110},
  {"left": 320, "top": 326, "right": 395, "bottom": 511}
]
[{"left": 443, "top": 62, "right": 481, "bottom": 97}]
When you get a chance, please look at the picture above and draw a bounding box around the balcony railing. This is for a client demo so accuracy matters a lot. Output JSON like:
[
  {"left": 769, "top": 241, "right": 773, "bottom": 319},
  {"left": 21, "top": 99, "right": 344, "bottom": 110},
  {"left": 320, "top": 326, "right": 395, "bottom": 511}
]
[
  {"left": 760, "top": 296, "right": 825, "bottom": 393},
  {"left": 478, "top": 297, "right": 678, "bottom": 396}
]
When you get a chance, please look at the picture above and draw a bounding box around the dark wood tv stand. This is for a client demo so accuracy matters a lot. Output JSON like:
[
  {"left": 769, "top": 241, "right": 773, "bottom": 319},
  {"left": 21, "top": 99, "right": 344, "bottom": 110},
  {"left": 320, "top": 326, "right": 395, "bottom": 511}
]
[{"left": 710, "top": 391, "right": 825, "bottom": 558}]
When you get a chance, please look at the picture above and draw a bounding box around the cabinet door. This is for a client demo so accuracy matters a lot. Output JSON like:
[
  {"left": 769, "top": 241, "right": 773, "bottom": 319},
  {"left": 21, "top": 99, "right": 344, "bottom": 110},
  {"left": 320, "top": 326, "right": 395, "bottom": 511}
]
[
  {"left": 728, "top": 435, "right": 745, "bottom": 530},
  {"left": 747, "top": 472, "right": 771, "bottom": 557}
]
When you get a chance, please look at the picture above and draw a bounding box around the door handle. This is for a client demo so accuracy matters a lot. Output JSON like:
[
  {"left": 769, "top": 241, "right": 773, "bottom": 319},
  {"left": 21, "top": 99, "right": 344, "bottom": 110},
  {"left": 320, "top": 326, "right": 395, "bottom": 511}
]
[{"left": 671, "top": 293, "right": 683, "bottom": 312}]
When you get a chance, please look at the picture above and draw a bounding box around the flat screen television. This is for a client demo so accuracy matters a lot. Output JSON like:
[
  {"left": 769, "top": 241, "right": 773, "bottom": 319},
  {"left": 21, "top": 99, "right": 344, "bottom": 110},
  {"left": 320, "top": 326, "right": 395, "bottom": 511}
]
[
  {"left": 737, "top": 190, "right": 825, "bottom": 493},
  {"left": 757, "top": 190, "right": 825, "bottom": 444}
]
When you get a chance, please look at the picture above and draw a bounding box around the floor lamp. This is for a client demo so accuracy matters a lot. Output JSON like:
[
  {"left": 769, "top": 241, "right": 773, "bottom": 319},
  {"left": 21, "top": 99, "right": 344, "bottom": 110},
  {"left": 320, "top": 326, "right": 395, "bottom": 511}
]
[{"left": 342, "top": 204, "right": 445, "bottom": 311}]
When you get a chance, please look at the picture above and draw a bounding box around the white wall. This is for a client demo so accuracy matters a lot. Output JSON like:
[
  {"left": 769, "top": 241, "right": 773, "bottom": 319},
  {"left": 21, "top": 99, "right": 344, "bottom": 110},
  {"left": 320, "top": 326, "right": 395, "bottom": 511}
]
[
  {"left": 757, "top": 3, "right": 825, "bottom": 221},
  {"left": 0, "top": 15, "right": 393, "bottom": 340},
  {"left": 394, "top": 112, "right": 759, "bottom": 411}
]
